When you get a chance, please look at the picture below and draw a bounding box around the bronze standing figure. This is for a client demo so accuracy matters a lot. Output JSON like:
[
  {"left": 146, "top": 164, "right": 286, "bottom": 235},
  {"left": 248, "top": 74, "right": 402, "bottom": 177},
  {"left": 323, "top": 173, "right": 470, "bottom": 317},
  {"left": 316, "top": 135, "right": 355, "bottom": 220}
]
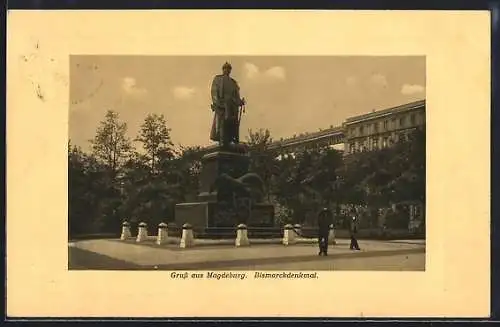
[{"left": 210, "top": 62, "right": 246, "bottom": 148}]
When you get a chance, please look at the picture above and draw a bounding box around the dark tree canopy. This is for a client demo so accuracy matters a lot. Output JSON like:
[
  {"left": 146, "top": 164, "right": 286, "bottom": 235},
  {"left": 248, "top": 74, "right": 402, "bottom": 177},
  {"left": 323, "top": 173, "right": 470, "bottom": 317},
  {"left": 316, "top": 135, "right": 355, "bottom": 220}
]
[{"left": 69, "top": 111, "right": 425, "bottom": 237}]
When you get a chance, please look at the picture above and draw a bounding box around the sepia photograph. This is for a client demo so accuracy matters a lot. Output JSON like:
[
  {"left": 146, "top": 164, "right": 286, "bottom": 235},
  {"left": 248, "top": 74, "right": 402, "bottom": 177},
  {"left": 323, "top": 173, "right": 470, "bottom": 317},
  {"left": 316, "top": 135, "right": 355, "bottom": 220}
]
[
  {"left": 7, "top": 9, "right": 490, "bottom": 317},
  {"left": 68, "top": 55, "right": 426, "bottom": 271}
]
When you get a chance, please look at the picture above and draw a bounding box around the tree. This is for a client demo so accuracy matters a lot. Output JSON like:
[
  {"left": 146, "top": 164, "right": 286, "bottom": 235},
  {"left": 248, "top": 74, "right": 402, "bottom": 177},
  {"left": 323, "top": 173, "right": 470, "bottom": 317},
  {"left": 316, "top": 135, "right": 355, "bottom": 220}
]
[
  {"left": 68, "top": 141, "right": 90, "bottom": 236},
  {"left": 172, "top": 145, "right": 203, "bottom": 201},
  {"left": 337, "top": 126, "right": 426, "bottom": 229},
  {"left": 247, "top": 128, "right": 272, "bottom": 148},
  {"left": 90, "top": 110, "right": 132, "bottom": 175},
  {"left": 135, "top": 113, "right": 175, "bottom": 174},
  {"left": 271, "top": 147, "right": 326, "bottom": 224},
  {"left": 68, "top": 140, "right": 120, "bottom": 236},
  {"left": 303, "top": 147, "right": 344, "bottom": 207},
  {"left": 246, "top": 128, "right": 277, "bottom": 200}
]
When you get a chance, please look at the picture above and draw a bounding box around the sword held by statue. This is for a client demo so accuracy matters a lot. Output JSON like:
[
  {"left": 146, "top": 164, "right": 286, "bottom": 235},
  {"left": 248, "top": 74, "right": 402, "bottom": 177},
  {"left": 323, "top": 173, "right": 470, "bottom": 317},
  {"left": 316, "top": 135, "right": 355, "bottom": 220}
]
[{"left": 238, "top": 97, "right": 246, "bottom": 125}]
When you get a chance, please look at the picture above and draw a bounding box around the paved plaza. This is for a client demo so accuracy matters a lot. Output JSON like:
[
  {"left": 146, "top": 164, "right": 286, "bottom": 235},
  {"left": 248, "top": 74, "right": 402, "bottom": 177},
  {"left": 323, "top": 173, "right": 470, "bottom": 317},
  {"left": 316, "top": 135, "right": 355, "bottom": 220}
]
[{"left": 68, "top": 238, "right": 425, "bottom": 271}]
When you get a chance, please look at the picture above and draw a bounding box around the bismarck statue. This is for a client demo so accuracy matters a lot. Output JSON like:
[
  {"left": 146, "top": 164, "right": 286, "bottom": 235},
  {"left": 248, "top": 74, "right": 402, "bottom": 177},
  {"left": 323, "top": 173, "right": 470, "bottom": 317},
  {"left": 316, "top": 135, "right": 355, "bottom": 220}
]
[
  {"left": 210, "top": 62, "right": 247, "bottom": 151},
  {"left": 174, "top": 62, "right": 275, "bottom": 236}
]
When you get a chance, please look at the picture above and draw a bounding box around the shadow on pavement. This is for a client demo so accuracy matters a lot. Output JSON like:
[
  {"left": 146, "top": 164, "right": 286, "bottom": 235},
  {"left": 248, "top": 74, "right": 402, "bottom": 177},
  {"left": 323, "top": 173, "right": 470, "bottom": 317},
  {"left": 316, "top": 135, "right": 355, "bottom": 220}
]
[
  {"left": 69, "top": 247, "right": 141, "bottom": 270},
  {"left": 69, "top": 245, "right": 425, "bottom": 271}
]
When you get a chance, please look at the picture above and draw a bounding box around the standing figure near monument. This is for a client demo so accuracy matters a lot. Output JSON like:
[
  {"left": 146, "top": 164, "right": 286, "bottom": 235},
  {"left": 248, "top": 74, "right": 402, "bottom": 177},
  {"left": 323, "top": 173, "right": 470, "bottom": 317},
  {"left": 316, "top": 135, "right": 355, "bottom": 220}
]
[
  {"left": 350, "top": 209, "right": 361, "bottom": 251},
  {"left": 317, "top": 207, "right": 333, "bottom": 256},
  {"left": 210, "top": 62, "right": 246, "bottom": 148}
]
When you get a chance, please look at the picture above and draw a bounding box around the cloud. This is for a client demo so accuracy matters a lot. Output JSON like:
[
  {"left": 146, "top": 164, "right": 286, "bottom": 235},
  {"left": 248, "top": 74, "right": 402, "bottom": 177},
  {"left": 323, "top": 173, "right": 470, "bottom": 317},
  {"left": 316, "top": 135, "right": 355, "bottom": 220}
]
[
  {"left": 172, "top": 86, "right": 196, "bottom": 100},
  {"left": 401, "top": 83, "right": 425, "bottom": 95},
  {"left": 369, "top": 73, "right": 388, "bottom": 87},
  {"left": 243, "top": 62, "right": 286, "bottom": 81},
  {"left": 243, "top": 63, "right": 260, "bottom": 79},
  {"left": 346, "top": 76, "right": 357, "bottom": 86},
  {"left": 121, "top": 77, "right": 147, "bottom": 96},
  {"left": 264, "top": 66, "right": 286, "bottom": 80}
]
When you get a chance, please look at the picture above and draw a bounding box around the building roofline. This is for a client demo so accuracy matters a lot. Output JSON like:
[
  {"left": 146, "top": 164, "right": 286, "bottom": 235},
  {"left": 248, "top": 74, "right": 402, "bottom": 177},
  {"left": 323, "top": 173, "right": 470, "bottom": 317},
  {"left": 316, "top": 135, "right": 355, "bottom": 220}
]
[
  {"left": 345, "top": 99, "right": 425, "bottom": 125},
  {"left": 272, "top": 126, "right": 344, "bottom": 147}
]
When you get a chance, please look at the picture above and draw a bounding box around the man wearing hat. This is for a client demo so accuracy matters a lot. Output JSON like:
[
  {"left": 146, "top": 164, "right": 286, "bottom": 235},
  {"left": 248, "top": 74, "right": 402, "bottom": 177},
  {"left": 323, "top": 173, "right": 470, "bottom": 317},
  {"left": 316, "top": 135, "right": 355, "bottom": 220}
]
[
  {"left": 317, "top": 207, "right": 333, "bottom": 256},
  {"left": 210, "top": 62, "right": 246, "bottom": 148}
]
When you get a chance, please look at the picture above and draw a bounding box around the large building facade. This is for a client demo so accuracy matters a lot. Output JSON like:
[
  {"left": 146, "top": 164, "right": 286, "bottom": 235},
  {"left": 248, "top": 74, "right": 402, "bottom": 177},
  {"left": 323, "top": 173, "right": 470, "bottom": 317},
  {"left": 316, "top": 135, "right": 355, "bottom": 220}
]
[{"left": 343, "top": 99, "right": 425, "bottom": 154}]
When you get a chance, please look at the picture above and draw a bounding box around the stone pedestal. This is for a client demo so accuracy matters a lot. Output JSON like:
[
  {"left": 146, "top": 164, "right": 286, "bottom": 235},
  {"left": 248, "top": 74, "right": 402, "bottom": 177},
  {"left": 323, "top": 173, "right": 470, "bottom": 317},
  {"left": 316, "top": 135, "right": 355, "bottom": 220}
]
[
  {"left": 282, "top": 224, "right": 296, "bottom": 245},
  {"left": 198, "top": 149, "right": 250, "bottom": 202},
  {"left": 175, "top": 201, "right": 275, "bottom": 232},
  {"left": 174, "top": 146, "right": 276, "bottom": 238},
  {"left": 136, "top": 222, "right": 148, "bottom": 242},
  {"left": 175, "top": 202, "right": 212, "bottom": 228},
  {"left": 328, "top": 224, "right": 336, "bottom": 245},
  {"left": 235, "top": 224, "right": 250, "bottom": 247},
  {"left": 120, "top": 221, "right": 132, "bottom": 240},
  {"left": 180, "top": 223, "right": 195, "bottom": 248},
  {"left": 156, "top": 222, "right": 168, "bottom": 245}
]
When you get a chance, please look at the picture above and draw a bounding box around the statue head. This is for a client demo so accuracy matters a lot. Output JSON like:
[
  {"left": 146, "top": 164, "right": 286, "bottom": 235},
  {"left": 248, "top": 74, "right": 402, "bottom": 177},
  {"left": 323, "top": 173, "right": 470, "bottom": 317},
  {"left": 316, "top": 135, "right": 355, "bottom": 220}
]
[{"left": 222, "top": 62, "right": 232, "bottom": 75}]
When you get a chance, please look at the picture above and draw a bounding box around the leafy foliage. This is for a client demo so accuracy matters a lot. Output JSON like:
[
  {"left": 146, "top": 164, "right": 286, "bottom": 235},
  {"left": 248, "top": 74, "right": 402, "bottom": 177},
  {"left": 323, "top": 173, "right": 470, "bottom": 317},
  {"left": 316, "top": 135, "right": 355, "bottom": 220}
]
[
  {"left": 90, "top": 110, "right": 132, "bottom": 174},
  {"left": 245, "top": 128, "right": 277, "bottom": 200},
  {"left": 69, "top": 111, "right": 425, "bottom": 237},
  {"left": 135, "top": 113, "right": 175, "bottom": 174}
]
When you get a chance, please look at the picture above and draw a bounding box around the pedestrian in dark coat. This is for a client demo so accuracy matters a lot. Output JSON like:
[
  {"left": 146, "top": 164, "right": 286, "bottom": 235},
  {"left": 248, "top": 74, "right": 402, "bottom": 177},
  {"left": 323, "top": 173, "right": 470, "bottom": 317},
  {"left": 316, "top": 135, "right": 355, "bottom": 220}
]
[
  {"left": 317, "top": 207, "right": 333, "bottom": 256},
  {"left": 349, "top": 210, "right": 361, "bottom": 250}
]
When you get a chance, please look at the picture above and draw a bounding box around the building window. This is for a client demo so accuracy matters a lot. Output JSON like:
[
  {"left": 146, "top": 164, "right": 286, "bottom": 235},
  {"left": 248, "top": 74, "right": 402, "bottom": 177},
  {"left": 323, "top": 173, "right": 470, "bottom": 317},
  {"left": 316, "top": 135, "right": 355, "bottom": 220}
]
[
  {"left": 373, "top": 139, "right": 378, "bottom": 149},
  {"left": 359, "top": 126, "right": 364, "bottom": 135},
  {"left": 399, "top": 117, "right": 405, "bottom": 128},
  {"left": 361, "top": 140, "right": 369, "bottom": 152},
  {"left": 383, "top": 120, "right": 388, "bottom": 130},
  {"left": 349, "top": 143, "right": 355, "bottom": 153},
  {"left": 382, "top": 137, "right": 388, "bottom": 148},
  {"left": 410, "top": 114, "right": 416, "bottom": 125},
  {"left": 391, "top": 118, "right": 396, "bottom": 129},
  {"left": 373, "top": 123, "right": 378, "bottom": 133}
]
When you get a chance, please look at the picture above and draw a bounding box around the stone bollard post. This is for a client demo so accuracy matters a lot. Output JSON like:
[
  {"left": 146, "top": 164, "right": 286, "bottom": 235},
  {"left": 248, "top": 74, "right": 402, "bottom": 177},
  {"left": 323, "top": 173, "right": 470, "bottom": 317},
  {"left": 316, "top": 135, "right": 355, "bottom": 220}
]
[
  {"left": 179, "top": 223, "right": 194, "bottom": 248},
  {"left": 282, "top": 224, "right": 296, "bottom": 245},
  {"left": 293, "top": 224, "right": 302, "bottom": 238},
  {"left": 156, "top": 222, "right": 168, "bottom": 245},
  {"left": 328, "top": 224, "right": 336, "bottom": 245},
  {"left": 235, "top": 224, "right": 250, "bottom": 247},
  {"left": 136, "top": 222, "right": 148, "bottom": 242},
  {"left": 120, "top": 221, "right": 132, "bottom": 240}
]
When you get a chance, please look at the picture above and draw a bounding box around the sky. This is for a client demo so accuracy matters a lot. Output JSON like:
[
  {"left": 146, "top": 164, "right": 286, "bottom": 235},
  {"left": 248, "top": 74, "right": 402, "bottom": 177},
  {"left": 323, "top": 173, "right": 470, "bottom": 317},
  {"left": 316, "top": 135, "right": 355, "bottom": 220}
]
[{"left": 69, "top": 56, "right": 425, "bottom": 151}]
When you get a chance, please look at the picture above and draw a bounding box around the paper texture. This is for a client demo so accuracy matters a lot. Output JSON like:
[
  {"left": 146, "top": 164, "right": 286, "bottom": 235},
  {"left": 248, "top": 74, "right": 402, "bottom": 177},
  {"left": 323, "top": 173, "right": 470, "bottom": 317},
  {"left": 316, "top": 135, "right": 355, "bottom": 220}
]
[{"left": 6, "top": 10, "right": 490, "bottom": 317}]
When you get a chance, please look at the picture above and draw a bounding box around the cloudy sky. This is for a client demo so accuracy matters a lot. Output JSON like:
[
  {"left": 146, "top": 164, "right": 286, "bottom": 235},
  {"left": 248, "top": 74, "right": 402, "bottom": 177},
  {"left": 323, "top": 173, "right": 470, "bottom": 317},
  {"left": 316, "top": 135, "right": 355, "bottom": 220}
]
[{"left": 69, "top": 56, "right": 425, "bottom": 151}]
